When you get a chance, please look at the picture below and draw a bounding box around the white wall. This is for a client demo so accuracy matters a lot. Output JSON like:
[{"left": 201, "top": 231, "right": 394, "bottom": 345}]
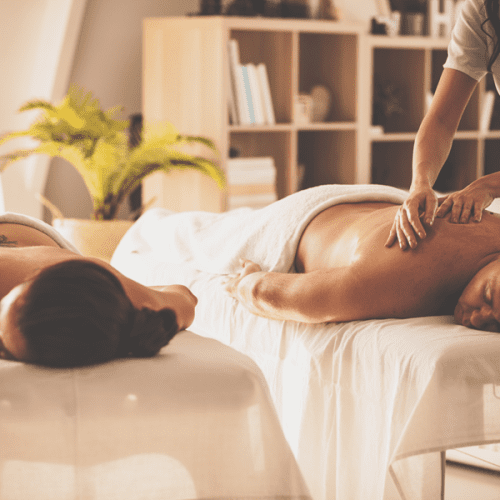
[
  {"left": 0, "top": 0, "right": 87, "bottom": 219},
  {"left": 1, "top": 0, "right": 198, "bottom": 221}
]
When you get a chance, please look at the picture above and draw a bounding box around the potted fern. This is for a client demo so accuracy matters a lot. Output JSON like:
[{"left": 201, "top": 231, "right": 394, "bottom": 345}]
[{"left": 0, "top": 85, "right": 225, "bottom": 260}]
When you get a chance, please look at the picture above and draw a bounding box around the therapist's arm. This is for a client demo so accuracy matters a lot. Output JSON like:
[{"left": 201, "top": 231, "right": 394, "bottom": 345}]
[{"left": 386, "top": 68, "right": 478, "bottom": 249}]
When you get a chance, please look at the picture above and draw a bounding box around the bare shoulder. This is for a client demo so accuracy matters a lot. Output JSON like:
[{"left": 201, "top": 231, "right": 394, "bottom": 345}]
[{"left": 0, "top": 223, "right": 61, "bottom": 248}]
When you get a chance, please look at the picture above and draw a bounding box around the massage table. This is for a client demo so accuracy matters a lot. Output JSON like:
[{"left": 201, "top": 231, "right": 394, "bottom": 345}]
[
  {"left": 0, "top": 330, "right": 310, "bottom": 500},
  {"left": 110, "top": 184, "right": 500, "bottom": 500}
]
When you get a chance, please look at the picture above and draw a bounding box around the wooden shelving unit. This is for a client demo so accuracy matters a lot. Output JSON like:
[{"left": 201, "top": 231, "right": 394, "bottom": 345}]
[
  {"left": 366, "top": 34, "right": 500, "bottom": 194},
  {"left": 142, "top": 16, "right": 365, "bottom": 212},
  {"left": 142, "top": 18, "right": 500, "bottom": 212}
]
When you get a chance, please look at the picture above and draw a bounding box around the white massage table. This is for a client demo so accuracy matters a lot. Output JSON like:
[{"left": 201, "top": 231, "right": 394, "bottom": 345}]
[
  {"left": 0, "top": 330, "right": 310, "bottom": 500},
  {"left": 110, "top": 189, "right": 500, "bottom": 500}
]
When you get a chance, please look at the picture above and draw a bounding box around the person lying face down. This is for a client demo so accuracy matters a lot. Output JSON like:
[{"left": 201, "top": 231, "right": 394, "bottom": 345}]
[
  {"left": 225, "top": 191, "right": 500, "bottom": 332},
  {"left": 0, "top": 226, "right": 197, "bottom": 367}
]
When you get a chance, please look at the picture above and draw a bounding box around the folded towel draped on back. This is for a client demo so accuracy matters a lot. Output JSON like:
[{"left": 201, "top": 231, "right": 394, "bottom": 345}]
[{"left": 114, "top": 184, "right": 408, "bottom": 275}]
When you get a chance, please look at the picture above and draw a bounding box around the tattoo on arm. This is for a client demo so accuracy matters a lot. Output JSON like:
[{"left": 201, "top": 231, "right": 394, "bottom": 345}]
[{"left": 0, "top": 235, "right": 18, "bottom": 247}]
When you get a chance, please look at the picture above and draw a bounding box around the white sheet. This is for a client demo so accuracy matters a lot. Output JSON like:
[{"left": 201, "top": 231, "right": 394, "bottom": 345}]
[
  {"left": 111, "top": 192, "right": 500, "bottom": 500},
  {"left": 0, "top": 330, "right": 310, "bottom": 500}
]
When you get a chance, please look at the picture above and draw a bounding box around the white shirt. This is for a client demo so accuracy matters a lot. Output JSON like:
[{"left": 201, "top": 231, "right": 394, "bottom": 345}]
[{"left": 444, "top": 0, "right": 500, "bottom": 92}]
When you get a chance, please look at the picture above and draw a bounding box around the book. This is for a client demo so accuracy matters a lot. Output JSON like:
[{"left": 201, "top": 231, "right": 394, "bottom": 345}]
[
  {"left": 228, "top": 39, "right": 250, "bottom": 125},
  {"left": 481, "top": 91, "right": 496, "bottom": 132},
  {"left": 227, "top": 156, "right": 277, "bottom": 209},
  {"left": 227, "top": 157, "right": 276, "bottom": 184},
  {"left": 256, "top": 63, "right": 275, "bottom": 125},
  {"left": 227, "top": 192, "right": 278, "bottom": 210},
  {"left": 246, "top": 63, "right": 266, "bottom": 125},
  {"left": 227, "top": 168, "right": 277, "bottom": 185},
  {"left": 240, "top": 65, "right": 256, "bottom": 124},
  {"left": 227, "top": 156, "right": 275, "bottom": 169},
  {"left": 227, "top": 53, "right": 238, "bottom": 124}
]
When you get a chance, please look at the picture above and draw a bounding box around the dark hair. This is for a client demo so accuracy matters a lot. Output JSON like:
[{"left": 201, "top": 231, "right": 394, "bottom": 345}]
[
  {"left": 482, "top": 0, "right": 500, "bottom": 71},
  {"left": 15, "top": 260, "right": 178, "bottom": 368}
]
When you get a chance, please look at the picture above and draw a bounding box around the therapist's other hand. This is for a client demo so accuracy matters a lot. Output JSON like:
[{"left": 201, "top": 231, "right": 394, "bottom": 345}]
[
  {"left": 386, "top": 186, "right": 438, "bottom": 250},
  {"left": 435, "top": 180, "right": 494, "bottom": 223}
]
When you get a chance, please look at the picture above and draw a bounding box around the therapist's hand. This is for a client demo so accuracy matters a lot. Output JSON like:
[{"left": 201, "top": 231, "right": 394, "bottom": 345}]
[
  {"left": 435, "top": 179, "right": 494, "bottom": 223},
  {"left": 386, "top": 186, "right": 438, "bottom": 250}
]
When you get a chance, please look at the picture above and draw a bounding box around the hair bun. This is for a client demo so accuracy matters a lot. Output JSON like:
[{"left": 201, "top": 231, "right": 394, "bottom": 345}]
[{"left": 119, "top": 307, "right": 178, "bottom": 358}]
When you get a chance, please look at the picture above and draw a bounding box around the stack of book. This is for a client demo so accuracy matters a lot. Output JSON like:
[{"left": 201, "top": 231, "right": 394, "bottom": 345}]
[
  {"left": 226, "top": 156, "right": 277, "bottom": 210},
  {"left": 227, "top": 39, "right": 276, "bottom": 126}
]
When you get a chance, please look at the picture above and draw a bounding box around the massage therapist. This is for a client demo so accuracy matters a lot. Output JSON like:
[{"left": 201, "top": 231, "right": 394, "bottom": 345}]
[{"left": 386, "top": 0, "right": 500, "bottom": 250}]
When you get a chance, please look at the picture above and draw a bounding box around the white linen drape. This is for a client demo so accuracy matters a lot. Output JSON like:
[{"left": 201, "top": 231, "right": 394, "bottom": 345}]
[{"left": 0, "top": 331, "right": 311, "bottom": 500}]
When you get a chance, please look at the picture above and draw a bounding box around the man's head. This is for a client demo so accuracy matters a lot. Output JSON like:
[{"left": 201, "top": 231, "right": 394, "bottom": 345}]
[{"left": 455, "top": 257, "right": 500, "bottom": 332}]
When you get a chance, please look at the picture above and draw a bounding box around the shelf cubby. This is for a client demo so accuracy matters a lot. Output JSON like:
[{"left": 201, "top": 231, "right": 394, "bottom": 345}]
[
  {"left": 231, "top": 29, "right": 293, "bottom": 124},
  {"left": 373, "top": 47, "right": 426, "bottom": 133},
  {"left": 298, "top": 130, "right": 357, "bottom": 188},
  {"left": 142, "top": 20, "right": 494, "bottom": 213},
  {"left": 484, "top": 139, "right": 500, "bottom": 176},
  {"left": 299, "top": 32, "right": 358, "bottom": 123},
  {"left": 230, "top": 130, "right": 291, "bottom": 199},
  {"left": 434, "top": 140, "right": 479, "bottom": 192}
]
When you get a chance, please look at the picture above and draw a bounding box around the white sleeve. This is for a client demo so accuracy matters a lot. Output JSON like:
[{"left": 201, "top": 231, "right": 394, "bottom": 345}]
[{"left": 443, "top": 0, "right": 494, "bottom": 81}]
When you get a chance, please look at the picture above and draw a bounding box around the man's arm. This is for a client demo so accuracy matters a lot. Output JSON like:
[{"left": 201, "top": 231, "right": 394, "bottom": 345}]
[
  {"left": 224, "top": 260, "right": 394, "bottom": 324},
  {"left": 225, "top": 252, "right": 451, "bottom": 324}
]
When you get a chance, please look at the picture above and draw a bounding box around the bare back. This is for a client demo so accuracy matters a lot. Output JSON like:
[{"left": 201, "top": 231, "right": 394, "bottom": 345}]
[{"left": 295, "top": 202, "right": 500, "bottom": 317}]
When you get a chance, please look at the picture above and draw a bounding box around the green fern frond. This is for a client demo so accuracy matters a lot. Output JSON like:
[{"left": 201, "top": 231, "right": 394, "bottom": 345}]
[
  {"left": 0, "top": 84, "right": 223, "bottom": 219},
  {"left": 0, "top": 130, "right": 35, "bottom": 147},
  {"left": 180, "top": 135, "right": 218, "bottom": 152},
  {"left": 19, "top": 100, "right": 57, "bottom": 113},
  {"left": 0, "top": 149, "right": 35, "bottom": 170}
]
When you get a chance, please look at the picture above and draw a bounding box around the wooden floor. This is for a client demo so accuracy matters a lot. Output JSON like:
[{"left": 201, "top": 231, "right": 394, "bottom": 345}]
[{"left": 446, "top": 462, "right": 500, "bottom": 500}]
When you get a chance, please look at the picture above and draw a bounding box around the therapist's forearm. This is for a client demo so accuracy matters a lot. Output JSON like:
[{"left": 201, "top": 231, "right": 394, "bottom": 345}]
[
  {"left": 411, "top": 113, "right": 455, "bottom": 191},
  {"left": 411, "top": 68, "right": 478, "bottom": 192}
]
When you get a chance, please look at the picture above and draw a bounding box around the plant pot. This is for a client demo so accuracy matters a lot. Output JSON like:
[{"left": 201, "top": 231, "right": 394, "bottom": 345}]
[{"left": 52, "top": 218, "right": 133, "bottom": 263}]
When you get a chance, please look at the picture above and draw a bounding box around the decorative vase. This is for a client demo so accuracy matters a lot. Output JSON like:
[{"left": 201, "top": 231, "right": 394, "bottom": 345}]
[{"left": 52, "top": 218, "right": 133, "bottom": 263}]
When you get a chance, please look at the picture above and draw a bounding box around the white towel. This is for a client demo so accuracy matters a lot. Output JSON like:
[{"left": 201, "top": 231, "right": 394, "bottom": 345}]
[
  {"left": 113, "top": 184, "right": 408, "bottom": 275},
  {"left": 0, "top": 212, "right": 80, "bottom": 253}
]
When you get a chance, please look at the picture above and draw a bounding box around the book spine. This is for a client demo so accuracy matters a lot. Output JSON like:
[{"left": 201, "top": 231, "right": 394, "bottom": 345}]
[
  {"left": 246, "top": 63, "right": 266, "bottom": 125},
  {"left": 228, "top": 39, "right": 251, "bottom": 125},
  {"left": 241, "top": 65, "right": 256, "bottom": 124},
  {"left": 257, "top": 63, "right": 275, "bottom": 125},
  {"left": 227, "top": 47, "right": 239, "bottom": 124},
  {"left": 227, "top": 156, "right": 275, "bottom": 169}
]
